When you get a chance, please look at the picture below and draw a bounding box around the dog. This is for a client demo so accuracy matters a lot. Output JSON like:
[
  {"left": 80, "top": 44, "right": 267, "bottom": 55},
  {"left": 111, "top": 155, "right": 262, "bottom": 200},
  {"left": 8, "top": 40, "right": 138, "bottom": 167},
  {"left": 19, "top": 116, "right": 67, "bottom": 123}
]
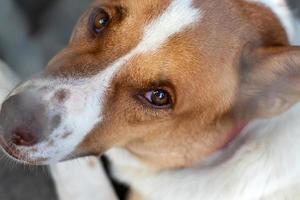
[
  {"left": 0, "top": 0, "right": 300, "bottom": 199},
  {"left": 0, "top": 60, "right": 117, "bottom": 200}
]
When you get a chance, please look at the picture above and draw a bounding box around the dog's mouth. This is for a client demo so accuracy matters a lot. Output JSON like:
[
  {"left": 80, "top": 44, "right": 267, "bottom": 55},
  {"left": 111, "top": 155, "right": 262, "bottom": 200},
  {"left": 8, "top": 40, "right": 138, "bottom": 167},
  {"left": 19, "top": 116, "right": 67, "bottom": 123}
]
[
  {"left": 0, "top": 135, "right": 23, "bottom": 159},
  {"left": 0, "top": 135, "right": 50, "bottom": 165}
]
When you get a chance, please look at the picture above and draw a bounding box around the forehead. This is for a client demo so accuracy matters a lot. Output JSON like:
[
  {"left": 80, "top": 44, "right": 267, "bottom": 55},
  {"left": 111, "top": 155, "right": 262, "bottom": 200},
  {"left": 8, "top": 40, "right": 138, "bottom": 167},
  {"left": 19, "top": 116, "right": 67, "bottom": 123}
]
[
  {"left": 49, "top": 0, "right": 203, "bottom": 76},
  {"left": 93, "top": 0, "right": 170, "bottom": 10},
  {"left": 91, "top": 0, "right": 172, "bottom": 26}
]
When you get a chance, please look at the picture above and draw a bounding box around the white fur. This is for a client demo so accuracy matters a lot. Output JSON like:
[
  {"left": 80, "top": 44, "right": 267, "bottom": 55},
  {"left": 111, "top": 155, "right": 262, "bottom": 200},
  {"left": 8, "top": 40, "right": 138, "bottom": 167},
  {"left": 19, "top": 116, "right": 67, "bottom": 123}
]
[
  {"left": 0, "top": 61, "right": 116, "bottom": 200},
  {"left": 5, "top": 0, "right": 202, "bottom": 163},
  {"left": 50, "top": 157, "right": 118, "bottom": 200},
  {"left": 247, "top": 0, "right": 299, "bottom": 44},
  {"left": 1, "top": 66, "right": 91, "bottom": 200},
  {"left": 136, "top": 0, "right": 201, "bottom": 52},
  {"left": 108, "top": 102, "right": 300, "bottom": 200}
]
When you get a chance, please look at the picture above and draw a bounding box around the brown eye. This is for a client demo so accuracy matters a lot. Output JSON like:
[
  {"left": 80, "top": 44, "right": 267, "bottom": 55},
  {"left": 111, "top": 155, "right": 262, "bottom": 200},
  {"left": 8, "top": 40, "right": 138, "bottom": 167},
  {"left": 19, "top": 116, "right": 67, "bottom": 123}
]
[
  {"left": 92, "top": 9, "right": 110, "bottom": 33},
  {"left": 142, "top": 89, "right": 172, "bottom": 108}
]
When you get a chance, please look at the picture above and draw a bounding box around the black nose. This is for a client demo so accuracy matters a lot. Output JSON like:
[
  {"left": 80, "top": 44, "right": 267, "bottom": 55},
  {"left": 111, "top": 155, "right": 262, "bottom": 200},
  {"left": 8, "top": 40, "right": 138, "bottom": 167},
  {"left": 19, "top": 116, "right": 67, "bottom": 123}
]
[{"left": 0, "top": 93, "right": 46, "bottom": 147}]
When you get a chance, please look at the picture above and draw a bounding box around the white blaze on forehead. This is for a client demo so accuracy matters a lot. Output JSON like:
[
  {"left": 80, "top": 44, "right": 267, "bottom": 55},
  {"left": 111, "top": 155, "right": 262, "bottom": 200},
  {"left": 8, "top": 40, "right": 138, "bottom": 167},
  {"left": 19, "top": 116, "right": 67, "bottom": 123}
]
[
  {"left": 9, "top": 0, "right": 202, "bottom": 163},
  {"left": 136, "top": 0, "right": 201, "bottom": 52}
]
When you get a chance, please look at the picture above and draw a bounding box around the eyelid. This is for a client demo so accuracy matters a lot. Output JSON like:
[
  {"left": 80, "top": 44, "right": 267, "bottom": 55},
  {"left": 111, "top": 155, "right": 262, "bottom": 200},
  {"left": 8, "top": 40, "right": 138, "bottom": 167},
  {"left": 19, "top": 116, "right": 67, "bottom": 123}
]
[
  {"left": 90, "top": 6, "right": 112, "bottom": 17},
  {"left": 89, "top": 5, "right": 125, "bottom": 21}
]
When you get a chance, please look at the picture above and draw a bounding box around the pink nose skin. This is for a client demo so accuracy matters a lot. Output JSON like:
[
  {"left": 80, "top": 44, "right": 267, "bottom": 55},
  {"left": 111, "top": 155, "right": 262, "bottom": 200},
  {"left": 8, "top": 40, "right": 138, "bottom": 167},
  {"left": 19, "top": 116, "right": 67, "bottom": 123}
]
[{"left": 11, "top": 127, "right": 38, "bottom": 147}]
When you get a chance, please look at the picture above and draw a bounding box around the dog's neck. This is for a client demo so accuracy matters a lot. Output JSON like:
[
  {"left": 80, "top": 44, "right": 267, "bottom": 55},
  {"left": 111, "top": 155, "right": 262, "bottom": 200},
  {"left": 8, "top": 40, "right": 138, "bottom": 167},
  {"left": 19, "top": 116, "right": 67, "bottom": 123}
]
[{"left": 107, "top": 102, "right": 300, "bottom": 199}]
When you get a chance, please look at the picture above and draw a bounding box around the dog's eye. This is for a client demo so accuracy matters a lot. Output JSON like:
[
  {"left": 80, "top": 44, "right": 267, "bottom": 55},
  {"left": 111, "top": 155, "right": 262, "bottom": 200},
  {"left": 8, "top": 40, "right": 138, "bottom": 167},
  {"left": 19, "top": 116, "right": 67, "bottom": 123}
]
[
  {"left": 142, "top": 89, "right": 172, "bottom": 108},
  {"left": 92, "top": 9, "right": 110, "bottom": 33}
]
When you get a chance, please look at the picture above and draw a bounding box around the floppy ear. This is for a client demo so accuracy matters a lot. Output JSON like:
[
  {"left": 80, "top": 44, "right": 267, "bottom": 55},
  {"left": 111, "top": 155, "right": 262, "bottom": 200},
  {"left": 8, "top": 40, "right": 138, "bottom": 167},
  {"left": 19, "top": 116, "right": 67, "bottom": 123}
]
[{"left": 237, "top": 46, "right": 300, "bottom": 120}]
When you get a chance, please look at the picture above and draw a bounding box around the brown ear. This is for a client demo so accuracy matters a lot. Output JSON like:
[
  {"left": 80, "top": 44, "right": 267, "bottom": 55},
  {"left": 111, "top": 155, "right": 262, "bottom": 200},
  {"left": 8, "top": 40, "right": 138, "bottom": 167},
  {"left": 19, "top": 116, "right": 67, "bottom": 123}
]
[{"left": 236, "top": 46, "right": 300, "bottom": 120}]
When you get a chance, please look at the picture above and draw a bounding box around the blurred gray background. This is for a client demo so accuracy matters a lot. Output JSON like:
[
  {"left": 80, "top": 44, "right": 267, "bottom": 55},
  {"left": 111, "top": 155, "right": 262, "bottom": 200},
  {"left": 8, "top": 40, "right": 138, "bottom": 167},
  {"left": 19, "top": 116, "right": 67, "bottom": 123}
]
[
  {"left": 0, "top": 0, "right": 299, "bottom": 200},
  {"left": 0, "top": 0, "right": 93, "bottom": 78},
  {"left": 0, "top": 1, "right": 92, "bottom": 200}
]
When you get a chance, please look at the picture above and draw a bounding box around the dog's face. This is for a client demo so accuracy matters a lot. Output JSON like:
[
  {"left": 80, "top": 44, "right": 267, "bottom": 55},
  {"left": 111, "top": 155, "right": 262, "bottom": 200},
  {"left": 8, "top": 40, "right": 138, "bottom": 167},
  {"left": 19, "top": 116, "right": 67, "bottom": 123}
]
[{"left": 1, "top": 0, "right": 300, "bottom": 169}]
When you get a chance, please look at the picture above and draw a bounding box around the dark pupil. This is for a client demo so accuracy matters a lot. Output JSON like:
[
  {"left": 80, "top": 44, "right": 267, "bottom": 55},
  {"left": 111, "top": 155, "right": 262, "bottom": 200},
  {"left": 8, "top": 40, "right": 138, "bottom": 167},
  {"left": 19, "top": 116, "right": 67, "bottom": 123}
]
[
  {"left": 151, "top": 90, "right": 169, "bottom": 105},
  {"left": 94, "top": 12, "right": 109, "bottom": 32}
]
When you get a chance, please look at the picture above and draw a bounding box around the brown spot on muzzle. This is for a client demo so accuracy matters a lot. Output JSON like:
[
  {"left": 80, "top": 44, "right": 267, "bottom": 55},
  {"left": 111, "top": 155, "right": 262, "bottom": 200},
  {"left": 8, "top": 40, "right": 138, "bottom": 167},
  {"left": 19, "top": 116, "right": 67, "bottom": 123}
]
[
  {"left": 61, "top": 132, "right": 72, "bottom": 139},
  {"left": 51, "top": 115, "right": 62, "bottom": 131},
  {"left": 54, "top": 89, "right": 70, "bottom": 103}
]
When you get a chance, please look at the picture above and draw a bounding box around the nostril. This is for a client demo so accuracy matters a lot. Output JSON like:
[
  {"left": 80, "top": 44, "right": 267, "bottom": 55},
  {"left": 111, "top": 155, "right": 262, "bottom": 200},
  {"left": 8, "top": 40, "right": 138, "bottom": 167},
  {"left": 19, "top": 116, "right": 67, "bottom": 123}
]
[{"left": 11, "top": 127, "right": 38, "bottom": 147}]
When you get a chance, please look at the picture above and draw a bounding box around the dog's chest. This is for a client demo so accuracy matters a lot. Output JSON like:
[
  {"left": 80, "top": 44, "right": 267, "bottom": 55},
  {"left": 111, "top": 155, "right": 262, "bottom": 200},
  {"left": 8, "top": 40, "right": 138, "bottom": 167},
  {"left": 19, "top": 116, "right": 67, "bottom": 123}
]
[{"left": 107, "top": 103, "right": 300, "bottom": 200}]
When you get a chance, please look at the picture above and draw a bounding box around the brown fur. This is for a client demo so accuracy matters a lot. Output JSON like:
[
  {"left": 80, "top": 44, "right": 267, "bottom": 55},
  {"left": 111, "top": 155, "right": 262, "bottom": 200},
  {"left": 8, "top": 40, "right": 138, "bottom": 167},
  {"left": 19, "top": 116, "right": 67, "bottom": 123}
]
[{"left": 15, "top": 0, "right": 300, "bottom": 169}]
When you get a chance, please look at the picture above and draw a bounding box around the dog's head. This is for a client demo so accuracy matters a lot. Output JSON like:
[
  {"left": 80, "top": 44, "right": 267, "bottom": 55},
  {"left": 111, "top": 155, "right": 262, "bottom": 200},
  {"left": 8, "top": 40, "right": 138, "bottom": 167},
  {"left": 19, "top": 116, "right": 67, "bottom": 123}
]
[{"left": 1, "top": 0, "right": 300, "bottom": 169}]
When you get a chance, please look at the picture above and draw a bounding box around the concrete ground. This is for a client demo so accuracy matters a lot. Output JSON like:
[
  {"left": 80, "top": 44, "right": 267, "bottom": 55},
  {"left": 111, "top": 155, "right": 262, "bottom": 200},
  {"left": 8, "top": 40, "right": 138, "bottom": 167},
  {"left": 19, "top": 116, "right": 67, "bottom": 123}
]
[{"left": 0, "top": 1, "right": 299, "bottom": 200}]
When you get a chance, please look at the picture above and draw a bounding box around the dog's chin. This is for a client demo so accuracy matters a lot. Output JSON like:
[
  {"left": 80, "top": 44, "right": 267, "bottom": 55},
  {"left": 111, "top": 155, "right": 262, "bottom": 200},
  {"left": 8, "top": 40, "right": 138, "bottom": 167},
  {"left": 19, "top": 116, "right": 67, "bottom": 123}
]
[{"left": 0, "top": 135, "right": 101, "bottom": 166}]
